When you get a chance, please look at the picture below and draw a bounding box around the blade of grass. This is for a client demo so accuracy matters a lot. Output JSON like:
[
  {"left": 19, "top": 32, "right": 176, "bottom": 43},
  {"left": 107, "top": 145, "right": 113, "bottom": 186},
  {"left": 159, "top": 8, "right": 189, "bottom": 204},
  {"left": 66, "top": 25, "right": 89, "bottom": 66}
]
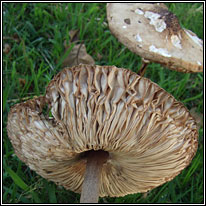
[
  {"left": 5, "top": 167, "right": 42, "bottom": 203},
  {"left": 182, "top": 92, "right": 203, "bottom": 103},
  {"left": 56, "top": 43, "right": 75, "bottom": 69},
  {"left": 168, "top": 182, "right": 176, "bottom": 202},
  {"left": 3, "top": 83, "right": 14, "bottom": 112},
  {"left": 47, "top": 183, "right": 57, "bottom": 203},
  {"left": 174, "top": 73, "right": 190, "bottom": 99},
  {"left": 150, "top": 182, "right": 169, "bottom": 202},
  {"left": 6, "top": 167, "right": 29, "bottom": 191},
  {"left": 182, "top": 153, "right": 200, "bottom": 185},
  {"left": 30, "top": 60, "right": 40, "bottom": 96},
  {"left": 190, "top": 177, "right": 194, "bottom": 203}
]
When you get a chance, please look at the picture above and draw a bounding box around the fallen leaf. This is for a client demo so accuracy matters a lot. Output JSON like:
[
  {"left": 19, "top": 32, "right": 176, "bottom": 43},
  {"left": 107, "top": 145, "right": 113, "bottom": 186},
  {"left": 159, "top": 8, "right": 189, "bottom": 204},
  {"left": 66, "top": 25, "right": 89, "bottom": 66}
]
[
  {"left": 60, "top": 29, "right": 95, "bottom": 67},
  {"left": 19, "top": 78, "right": 26, "bottom": 88},
  {"left": 3, "top": 43, "right": 11, "bottom": 54},
  {"left": 13, "top": 33, "right": 20, "bottom": 43},
  {"left": 97, "top": 53, "right": 103, "bottom": 61},
  {"left": 3, "top": 33, "right": 20, "bottom": 43},
  {"left": 69, "top": 29, "right": 79, "bottom": 43},
  {"left": 62, "top": 43, "right": 95, "bottom": 67}
]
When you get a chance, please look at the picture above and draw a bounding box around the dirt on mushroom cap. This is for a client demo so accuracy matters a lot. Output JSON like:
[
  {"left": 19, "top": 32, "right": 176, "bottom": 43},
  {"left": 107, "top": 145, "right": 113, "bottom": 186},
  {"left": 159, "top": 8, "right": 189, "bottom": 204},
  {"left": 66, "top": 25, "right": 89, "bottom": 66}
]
[{"left": 7, "top": 65, "right": 198, "bottom": 197}]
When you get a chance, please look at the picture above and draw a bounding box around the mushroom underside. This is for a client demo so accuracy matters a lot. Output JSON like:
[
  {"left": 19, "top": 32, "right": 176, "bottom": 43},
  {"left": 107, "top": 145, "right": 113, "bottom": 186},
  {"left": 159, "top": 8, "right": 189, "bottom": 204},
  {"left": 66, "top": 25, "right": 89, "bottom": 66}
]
[{"left": 7, "top": 65, "right": 198, "bottom": 200}]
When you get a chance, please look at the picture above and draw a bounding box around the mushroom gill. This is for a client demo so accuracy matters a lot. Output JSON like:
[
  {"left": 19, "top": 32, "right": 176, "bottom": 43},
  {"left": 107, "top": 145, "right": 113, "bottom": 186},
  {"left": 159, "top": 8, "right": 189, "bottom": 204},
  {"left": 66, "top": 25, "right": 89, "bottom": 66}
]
[{"left": 7, "top": 65, "right": 198, "bottom": 201}]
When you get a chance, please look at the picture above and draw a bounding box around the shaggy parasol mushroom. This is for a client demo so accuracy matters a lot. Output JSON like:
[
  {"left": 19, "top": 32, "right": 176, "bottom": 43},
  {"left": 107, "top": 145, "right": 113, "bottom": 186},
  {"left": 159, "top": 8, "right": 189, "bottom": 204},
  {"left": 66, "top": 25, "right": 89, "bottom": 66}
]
[
  {"left": 107, "top": 3, "right": 203, "bottom": 74},
  {"left": 7, "top": 65, "right": 198, "bottom": 203}
]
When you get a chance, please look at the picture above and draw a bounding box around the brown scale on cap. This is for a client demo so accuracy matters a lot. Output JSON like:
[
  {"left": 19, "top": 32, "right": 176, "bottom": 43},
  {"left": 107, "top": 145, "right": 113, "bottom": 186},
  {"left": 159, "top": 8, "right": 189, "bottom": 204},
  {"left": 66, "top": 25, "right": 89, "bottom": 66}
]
[
  {"left": 145, "top": 6, "right": 184, "bottom": 58},
  {"left": 155, "top": 7, "right": 182, "bottom": 36}
]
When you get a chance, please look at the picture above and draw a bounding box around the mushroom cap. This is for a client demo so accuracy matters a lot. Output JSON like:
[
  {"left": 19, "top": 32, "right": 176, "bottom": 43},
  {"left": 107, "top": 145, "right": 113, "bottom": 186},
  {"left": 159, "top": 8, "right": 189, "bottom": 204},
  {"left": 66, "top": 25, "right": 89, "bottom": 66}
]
[
  {"left": 107, "top": 3, "right": 203, "bottom": 73},
  {"left": 7, "top": 65, "right": 198, "bottom": 197}
]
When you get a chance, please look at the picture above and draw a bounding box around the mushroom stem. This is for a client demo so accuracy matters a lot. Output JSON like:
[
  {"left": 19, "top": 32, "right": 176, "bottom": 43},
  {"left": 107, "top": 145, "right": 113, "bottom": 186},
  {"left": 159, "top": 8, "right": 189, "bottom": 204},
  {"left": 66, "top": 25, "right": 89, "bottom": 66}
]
[
  {"left": 138, "top": 62, "right": 149, "bottom": 76},
  {"left": 80, "top": 150, "right": 109, "bottom": 203}
]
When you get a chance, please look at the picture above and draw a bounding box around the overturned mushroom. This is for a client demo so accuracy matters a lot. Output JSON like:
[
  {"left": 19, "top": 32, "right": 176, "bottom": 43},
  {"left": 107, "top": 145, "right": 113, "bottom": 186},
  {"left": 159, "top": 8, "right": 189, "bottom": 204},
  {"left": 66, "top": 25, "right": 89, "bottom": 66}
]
[
  {"left": 107, "top": 3, "right": 203, "bottom": 73},
  {"left": 7, "top": 65, "right": 198, "bottom": 203}
]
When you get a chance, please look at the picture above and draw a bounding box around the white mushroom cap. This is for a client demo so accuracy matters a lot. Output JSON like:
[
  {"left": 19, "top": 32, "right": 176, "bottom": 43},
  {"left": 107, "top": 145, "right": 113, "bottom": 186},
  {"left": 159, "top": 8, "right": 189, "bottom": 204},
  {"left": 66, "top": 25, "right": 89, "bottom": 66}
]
[
  {"left": 107, "top": 3, "right": 203, "bottom": 73},
  {"left": 7, "top": 65, "right": 198, "bottom": 197}
]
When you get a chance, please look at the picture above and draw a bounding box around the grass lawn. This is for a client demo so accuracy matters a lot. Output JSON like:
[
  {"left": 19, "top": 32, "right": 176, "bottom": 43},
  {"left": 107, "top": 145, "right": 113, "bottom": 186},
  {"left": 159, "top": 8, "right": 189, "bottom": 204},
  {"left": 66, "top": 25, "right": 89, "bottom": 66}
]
[{"left": 3, "top": 3, "right": 203, "bottom": 204}]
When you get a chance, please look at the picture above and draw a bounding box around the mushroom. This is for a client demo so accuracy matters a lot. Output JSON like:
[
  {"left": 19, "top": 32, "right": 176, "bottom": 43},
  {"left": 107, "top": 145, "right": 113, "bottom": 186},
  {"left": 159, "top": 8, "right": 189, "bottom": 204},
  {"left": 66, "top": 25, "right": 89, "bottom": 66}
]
[
  {"left": 107, "top": 3, "right": 203, "bottom": 73},
  {"left": 7, "top": 64, "right": 198, "bottom": 203}
]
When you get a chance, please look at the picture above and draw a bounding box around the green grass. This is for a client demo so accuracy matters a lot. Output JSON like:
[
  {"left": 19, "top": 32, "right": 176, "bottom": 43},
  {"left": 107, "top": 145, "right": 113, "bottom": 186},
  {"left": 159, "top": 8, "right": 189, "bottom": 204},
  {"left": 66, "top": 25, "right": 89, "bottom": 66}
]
[{"left": 3, "top": 3, "right": 203, "bottom": 204}]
